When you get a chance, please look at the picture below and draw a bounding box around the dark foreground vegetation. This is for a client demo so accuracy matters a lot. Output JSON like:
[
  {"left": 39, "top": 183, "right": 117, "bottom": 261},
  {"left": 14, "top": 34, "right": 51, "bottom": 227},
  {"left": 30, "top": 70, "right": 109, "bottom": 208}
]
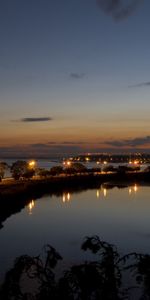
[{"left": 1, "top": 235, "right": 150, "bottom": 300}]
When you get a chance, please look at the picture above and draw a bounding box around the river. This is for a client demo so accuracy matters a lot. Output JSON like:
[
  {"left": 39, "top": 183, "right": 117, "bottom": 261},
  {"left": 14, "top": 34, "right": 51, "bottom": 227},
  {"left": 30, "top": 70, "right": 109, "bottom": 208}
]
[{"left": 1, "top": 183, "right": 150, "bottom": 284}]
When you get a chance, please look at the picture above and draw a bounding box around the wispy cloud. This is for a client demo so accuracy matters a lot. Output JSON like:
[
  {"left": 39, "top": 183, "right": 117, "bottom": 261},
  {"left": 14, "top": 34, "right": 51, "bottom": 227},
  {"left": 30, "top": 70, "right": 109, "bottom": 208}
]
[
  {"left": 97, "top": 0, "right": 143, "bottom": 21},
  {"left": 70, "top": 73, "right": 85, "bottom": 79},
  {"left": 20, "top": 117, "right": 53, "bottom": 122},
  {"left": 129, "top": 81, "right": 150, "bottom": 88},
  {"left": 60, "top": 141, "right": 87, "bottom": 145},
  {"left": 105, "top": 136, "right": 150, "bottom": 147}
]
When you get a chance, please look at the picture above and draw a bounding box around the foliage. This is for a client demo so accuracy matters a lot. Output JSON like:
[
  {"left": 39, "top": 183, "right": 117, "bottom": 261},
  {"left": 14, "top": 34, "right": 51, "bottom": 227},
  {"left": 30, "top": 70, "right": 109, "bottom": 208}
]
[
  {"left": 103, "top": 165, "right": 117, "bottom": 173},
  {"left": 87, "top": 168, "right": 101, "bottom": 173},
  {"left": 64, "top": 167, "right": 76, "bottom": 175},
  {"left": 49, "top": 166, "right": 64, "bottom": 176},
  {"left": 70, "top": 163, "right": 87, "bottom": 173},
  {"left": 36, "top": 168, "right": 51, "bottom": 177},
  {"left": 0, "top": 162, "right": 8, "bottom": 179},
  {"left": 23, "top": 169, "right": 35, "bottom": 179},
  {"left": 117, "top": 165, "right": 140, "bottom": 174},
  {"left": 11, "top": 161, "right": 34, "bottom": 180},
  {"left": 1, "top": 236, "right": 150, "bottom": 300}
]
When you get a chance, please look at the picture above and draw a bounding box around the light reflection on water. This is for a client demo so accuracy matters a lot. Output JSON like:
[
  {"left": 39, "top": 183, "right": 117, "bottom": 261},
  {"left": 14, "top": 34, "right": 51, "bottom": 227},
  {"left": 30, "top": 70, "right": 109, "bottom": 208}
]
[
  {"left": 1, "top": 184, "right": 150, "bottom": 280},
  {"left": 28, "top": 200, "right": 35, "bottom": 215}
]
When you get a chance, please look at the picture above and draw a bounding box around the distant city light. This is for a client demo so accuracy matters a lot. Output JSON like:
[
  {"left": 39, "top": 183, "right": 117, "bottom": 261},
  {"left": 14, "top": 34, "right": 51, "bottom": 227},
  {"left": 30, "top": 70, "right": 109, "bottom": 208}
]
[{"left": 63, "top": 161, "right": 71, "bottom": 166}]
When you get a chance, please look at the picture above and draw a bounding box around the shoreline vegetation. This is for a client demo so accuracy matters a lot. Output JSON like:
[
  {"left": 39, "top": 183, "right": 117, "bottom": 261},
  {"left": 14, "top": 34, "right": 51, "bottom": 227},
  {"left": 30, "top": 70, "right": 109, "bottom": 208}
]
[
  {"left": 1, "top": 235, "right": 150, "bottom": 299},
  {"left": 0, "top": 159, "right": 150, "bottom": 229},
  {"left": 0, "top": 169, "right": 150, "bottom": 229}
]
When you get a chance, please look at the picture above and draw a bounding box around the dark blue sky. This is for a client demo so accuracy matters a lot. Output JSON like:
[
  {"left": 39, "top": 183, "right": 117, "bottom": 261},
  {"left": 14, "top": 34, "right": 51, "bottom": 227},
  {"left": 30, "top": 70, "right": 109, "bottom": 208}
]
[{"left": 0, "top": 0, "right": 150, "bottom": 156}]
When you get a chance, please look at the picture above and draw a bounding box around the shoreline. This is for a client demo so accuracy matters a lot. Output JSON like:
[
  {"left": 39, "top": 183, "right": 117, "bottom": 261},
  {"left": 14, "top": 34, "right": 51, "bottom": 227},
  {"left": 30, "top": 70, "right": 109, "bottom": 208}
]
[{"left": 0, "top": 171, "right": 150, "bottom": 229}]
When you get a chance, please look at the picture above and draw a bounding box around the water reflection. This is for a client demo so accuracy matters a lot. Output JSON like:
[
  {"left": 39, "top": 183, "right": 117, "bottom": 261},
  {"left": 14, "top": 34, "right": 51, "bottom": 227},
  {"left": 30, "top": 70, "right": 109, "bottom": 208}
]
[
  {"left": 129, "top": 187, "right": 132, "bottom": 195},
  {"left": 28, "top": 200, "right": 35, "bottom": 215},
  {"left": 96, "top": 188, "right": 107, "bottom": 198},
  {"left": 103, "top": 188, "right": 107, "bottom": 197},
  {"left": 128, "top": 184, "right": 139, "bottom": 195},
  {"left": 62, "top": 192, "right": 71, "bottom": 203},
  {"left": 2, "top": 184, "right": 150, "bottom": 286},
  {"left": 134, "top": 184, "right": 138, "bottom": 193},
  {"left": 96, "top": 184, "right": 140, "bottom": 199},
  {"left": 96, "top": 190, "right": 100, "bottom": 198}
]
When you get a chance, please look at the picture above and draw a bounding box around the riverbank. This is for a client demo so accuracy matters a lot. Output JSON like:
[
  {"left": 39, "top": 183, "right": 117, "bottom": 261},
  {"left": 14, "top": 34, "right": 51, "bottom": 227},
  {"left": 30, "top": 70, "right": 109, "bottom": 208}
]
[
  {"left": 0, "top": 171, "right": 150, "bottom": 229},
  {"left": 1, "top": 171, "right": 150, "bottom": 199}
]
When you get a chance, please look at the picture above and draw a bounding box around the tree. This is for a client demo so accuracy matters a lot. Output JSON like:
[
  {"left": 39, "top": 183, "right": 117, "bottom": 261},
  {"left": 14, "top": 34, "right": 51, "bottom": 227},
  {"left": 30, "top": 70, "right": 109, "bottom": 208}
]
[
  {"left": 1, "top": 236, "right": 150, "bottom": 299},
  {"left": 49, "top": 166, "right": 64, "bottom": 176},
  {"left": 11, "top": 161, "right": 29, "bottom": 180},
  {"left": 103, "top": 165, "right": 117, "bottom": 173},
  {"left": 70, "top": 162, "right": 87, "bottom": 173},
  {"left": 64, "top": 167, "right": 76, "bottom": 175},
  {"left": 0, "top": 162, "right": 8, "bottom": 179}
]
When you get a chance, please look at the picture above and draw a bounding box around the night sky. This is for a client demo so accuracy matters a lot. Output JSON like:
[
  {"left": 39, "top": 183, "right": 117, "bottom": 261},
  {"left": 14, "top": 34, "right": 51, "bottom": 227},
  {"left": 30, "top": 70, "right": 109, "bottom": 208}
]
[{"left": 0, "top": 0, "right": 150, "bottom": 157}]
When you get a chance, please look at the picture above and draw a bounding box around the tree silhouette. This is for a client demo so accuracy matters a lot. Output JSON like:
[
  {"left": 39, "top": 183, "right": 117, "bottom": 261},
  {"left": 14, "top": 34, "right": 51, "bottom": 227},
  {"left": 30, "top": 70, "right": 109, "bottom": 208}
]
[{"left": 1, "top": 236, "right": 150, "bottom": 300}]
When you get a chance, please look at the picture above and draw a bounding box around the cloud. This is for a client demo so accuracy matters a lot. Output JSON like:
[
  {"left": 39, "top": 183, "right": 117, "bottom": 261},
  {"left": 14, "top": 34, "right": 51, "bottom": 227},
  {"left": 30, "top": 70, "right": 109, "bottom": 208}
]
[
  {"left": 104, "top": 140, "right": 125, "bottom": 147},
  {"left": 70, "top": 73, "right": 85, "bottom": 79},
  {"left": 0, "top": 143, "right": 85, "bottom": 158},
  {"left": 97, "top": 0, "right": 143, "bottom": 21},
  {"left": 105, "top": 136, "right": 150, "bottom": 147},
  {"left": 29, "top": 143, "right": 50, "bottom": 148},
  {"left": 60, "top": 141, "right": 87, "bottom": 145},
  {"left": 129, "top": 81, "right": 150, "bottom": 88},
  {"left": 20, "top": 117, "right": 53, "bottom": 122}
]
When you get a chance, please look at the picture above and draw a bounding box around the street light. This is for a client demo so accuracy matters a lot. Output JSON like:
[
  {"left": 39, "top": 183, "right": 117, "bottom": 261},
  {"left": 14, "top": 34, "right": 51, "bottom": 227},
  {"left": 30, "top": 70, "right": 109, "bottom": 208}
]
[{"left": 28, "top": 160, "right": 36, "bottom": 168}]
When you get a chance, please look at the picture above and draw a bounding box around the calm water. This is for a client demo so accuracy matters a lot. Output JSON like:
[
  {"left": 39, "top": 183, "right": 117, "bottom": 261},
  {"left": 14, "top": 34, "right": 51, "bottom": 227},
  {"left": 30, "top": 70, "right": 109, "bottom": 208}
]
[{"left": 1, "top": 184, "right": 150, "bottom": 281}]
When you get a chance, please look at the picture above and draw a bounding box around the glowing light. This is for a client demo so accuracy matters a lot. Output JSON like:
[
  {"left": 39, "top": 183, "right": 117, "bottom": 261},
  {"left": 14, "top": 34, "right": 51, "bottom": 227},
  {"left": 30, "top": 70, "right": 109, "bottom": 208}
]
[
  {"left": 96, "top": 190, "right": 100, "bottom": 198},
  {"left": 66, "top": 161, "right": 71, "bottom": 166},
  {"left": 67, "top": 193, "right": 71, "bottom": 201},
  {"left": 62, "top": 195, "right": 66, "bottom": 203},
  {"left": 96, "top": 161, "right": 100, "bottom": 165},
  {"left": 28, "top": 160, "right": 36, "bottom": 168},
  {"left": 85, "top": 157, "right": 90, "bottom": 161},
  {"left": 134, "top": 160, "right": 139, "bottom": 165},
  {"left": 28, "top": 200, "right": 35, "bottom": 214},
  {"left": 103, "top": 161, "right": 107, "bottom": 165},
  {"left": 129, "top": 161, "right": 132, "bottom": 164},
  {"left": 129, "top": 188, "right": 132, "bottom": 195},
  {"left": 134, "top": 184, "right": 138, "bottom": 193},
  {"left": 62, "top": 193, "right": 71, "bottom": 203},
  {"left": 103, "top": 188, "right": 107, "bottom": 197}
]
